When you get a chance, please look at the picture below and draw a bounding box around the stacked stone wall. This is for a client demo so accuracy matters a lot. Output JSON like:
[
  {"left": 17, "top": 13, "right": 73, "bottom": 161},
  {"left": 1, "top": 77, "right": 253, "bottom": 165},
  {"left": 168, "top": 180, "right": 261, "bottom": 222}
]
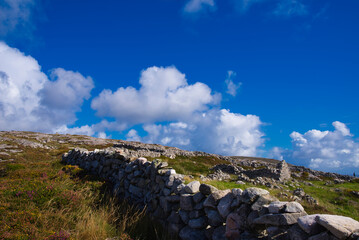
[{"left": 62, "top": 148, "right": 359, "bottom": 240}]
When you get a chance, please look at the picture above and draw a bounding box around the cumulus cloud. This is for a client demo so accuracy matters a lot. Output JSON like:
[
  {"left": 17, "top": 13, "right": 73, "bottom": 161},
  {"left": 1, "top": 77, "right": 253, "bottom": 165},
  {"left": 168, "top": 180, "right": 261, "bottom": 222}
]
[
  {"left": 0, "top": 42, "right": 94, "bottom": 132},
  {"left": 91, "top": 66, "right": 217, "bottom": 125},
  {"left": 0, "top": 0, "right": 40, "bottom": 38},
  {"left": 282, "top": 121, "right": 359, "bottom": 173},
  {"left": 126, "top": 109, "right": 264, "bottom": 156},
  {"left": 225, "top": 70, "right": 241, "bottom": 97},
  {"left": 184, "top": 0, "right": 216, "bottom": 13}
]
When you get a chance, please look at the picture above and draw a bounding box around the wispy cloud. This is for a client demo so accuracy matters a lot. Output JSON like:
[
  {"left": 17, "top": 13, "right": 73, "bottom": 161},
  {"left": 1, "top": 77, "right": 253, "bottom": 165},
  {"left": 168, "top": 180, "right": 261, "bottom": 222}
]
[
  {"left": 0, "top": 0, "right": 42, "bottom": 38},
  {"left": 183, "top": 0, "right": 216, "bottom": 13},
  {"left": 225, "top": 70, "right": 241, "bottom": 97},
  {"left": 273, "top": 0, "right": 308, "bottom": 17}
]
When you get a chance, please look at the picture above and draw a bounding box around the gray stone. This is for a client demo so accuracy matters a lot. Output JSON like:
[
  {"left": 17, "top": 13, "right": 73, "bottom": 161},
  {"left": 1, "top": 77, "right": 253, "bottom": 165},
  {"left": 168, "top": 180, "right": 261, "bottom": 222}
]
[
  {"left": 232, "top": 188, "right": 243, "bottom": 197},
  {"left": 200, "top": 183, "right": 218, "bottom": 195},
  {"left": 189, "top": 216, "right": 207, "bottom": 229},
  {"left": 168, "top": 223, "right": 184, "bottom": 235},
  {"left": 308, "top": 231, "right": 339, "bottom": 240},
  {"left": 180, "top": 194, "right": 194, "bottom": 211},
  {"left": 128, "top": 184, "right": 142, "bottom": 198},
  {"left": 287, "top": 224, "right": 310, "bottom": 240},
  {"left": 208, "top": 210, "right": 224, "bottom": 227},
  {"left": 185, "top": 181, "right": 201, "bottom": 194},
  {"left": 251, "top": 194, "right": 278, "bottom": 211},
  {"left": 315, "top": 214, "right": 359, "bottom": 240},
  {"left": 163, "top": 188, "right": 171, "bottom": 196},
  {"left": 268, "top": 201, "right": 287, "bottom": 213},
  {"left": 167, "top": 211, "right": 182, "bottom": 224},
  {"left": 298, "top": 214, "right": 325, "bottom": 235},
  {"left": 212, "top": 226, "right": 226, "bottom": 240},
  {"left": 179, "top": 226, "right": 206, "bottom": 240},
  {"left": 194, "top": 201, "right": 204, "bottom": 210},
  {"left": 157, "top": 161, "right": 169, "bottom": 169},
  {"left": 189, "top": 210, "right": 205, "bottom": 219},
  {"left": 193, "top": 192, "right": 205, "bottom": 203},
  {"left": 179, "top": 210, "right": 190, "bottom": 224},
  {"left": 253, "top": 212, "right": 307, "bottom": 226},
  {"left": 226, "top": 213, "right": 243, "bottom": 240},
  {"left": 217, "top": 193, "right": 234, "bottom": 219},
  {"left": 285, "top": 202, "right": 305, "bottom": 213},
  {"left": 166, "top": 195, "right": 180, "bottom": 203},
  {"left": 241, "top": 187, "right": 269, "bottom": 204}
]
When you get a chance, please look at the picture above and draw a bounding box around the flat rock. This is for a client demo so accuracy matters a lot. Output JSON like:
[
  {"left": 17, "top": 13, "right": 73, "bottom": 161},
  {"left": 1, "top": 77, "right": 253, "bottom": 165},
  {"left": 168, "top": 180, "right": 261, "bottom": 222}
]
[{"left": 315, "top": 214, "right": 359, "bottom": 240}]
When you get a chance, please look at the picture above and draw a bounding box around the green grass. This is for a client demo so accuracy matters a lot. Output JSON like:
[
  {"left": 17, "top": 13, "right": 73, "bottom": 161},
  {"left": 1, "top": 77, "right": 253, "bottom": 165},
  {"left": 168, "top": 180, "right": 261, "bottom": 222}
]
[{"left": 0, "top": 141, "right": 164, "bottom": 240}]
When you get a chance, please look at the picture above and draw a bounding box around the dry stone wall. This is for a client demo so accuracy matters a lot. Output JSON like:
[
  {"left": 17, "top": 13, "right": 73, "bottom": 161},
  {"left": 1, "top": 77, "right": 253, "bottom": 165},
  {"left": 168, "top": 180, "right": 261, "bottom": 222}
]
[{"left": 62, "top": 148, "right": 359, "bottom": 240}]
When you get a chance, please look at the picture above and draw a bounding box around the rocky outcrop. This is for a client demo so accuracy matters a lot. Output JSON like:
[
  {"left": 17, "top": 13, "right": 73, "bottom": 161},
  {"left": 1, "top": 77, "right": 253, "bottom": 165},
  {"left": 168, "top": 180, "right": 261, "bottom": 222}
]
[{"left": 62, "top": 148, "right": 359, "bottom": 240}]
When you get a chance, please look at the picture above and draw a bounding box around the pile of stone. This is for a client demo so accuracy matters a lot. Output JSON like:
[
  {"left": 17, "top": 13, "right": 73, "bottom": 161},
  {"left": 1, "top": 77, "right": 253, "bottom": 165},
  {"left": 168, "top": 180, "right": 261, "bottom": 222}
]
[{"left": 62, "top": 148, "right": 359, "bottom": 240}]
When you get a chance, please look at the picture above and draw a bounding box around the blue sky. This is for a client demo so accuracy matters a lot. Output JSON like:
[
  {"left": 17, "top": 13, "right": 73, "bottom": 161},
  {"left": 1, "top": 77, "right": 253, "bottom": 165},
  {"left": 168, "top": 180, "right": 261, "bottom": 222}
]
[{"left": 0, "top": 0, "right": 358, "bottom": 174}]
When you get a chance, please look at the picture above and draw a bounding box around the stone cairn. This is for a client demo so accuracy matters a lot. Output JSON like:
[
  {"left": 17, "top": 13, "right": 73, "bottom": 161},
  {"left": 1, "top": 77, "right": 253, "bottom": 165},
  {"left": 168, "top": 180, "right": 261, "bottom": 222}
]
[{"left": 62, "top": 148, "right": 359, "bottom": 240}]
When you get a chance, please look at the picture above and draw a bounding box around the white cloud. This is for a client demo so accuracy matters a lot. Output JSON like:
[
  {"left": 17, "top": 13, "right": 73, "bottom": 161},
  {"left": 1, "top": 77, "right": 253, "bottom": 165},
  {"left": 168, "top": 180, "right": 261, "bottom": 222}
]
[
  {"left": 184, "top": 0, "right": 216, "bottom": 13},
  {"left": 0, "top": 0, "right": 39, "bottom": 37},
  {"left": 0, "top": 42, "right": 94, "bottom": 132},
  {"left": 126, "top": 109, "right": 264, "bottom": 156},
  {"left": 225, "top": 70, "right": 241, "bottom": 97},
  {"left": 283, "top": 121, "right": 359, "bottom": 173},
  {"left": 54, "top": 125, "right": 95, "bottom": 136},
  {"left": 91, "top": 66, "right": 217, "bottom": 125}
]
